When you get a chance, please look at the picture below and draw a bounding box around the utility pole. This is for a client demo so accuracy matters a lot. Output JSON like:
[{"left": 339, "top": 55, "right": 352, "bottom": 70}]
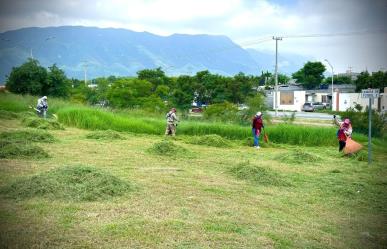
[
  {"left": 83, "top": 63, "right": 88, "bottom": 86},
  {"left": 273, "top": 36, "right": 282, "bottom": 116},
  {"left": 324, "top": 59, "right": 334, "bottom": 111}
]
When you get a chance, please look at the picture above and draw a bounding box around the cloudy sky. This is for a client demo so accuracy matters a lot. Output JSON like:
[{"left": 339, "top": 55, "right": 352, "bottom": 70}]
[{"left": 0, "top": 0, "right": 386, "bottom": 73}]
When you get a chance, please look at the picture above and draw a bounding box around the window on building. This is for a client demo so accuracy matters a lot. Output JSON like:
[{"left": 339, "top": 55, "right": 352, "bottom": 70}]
[{"left": 280, "top": 92, "right": 294, "bottom": 105}]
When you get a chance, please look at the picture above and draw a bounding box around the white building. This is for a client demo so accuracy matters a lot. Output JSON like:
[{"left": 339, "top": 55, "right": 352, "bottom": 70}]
[
  {"left": 332, "top": 91, "right": 379, "bottom": 111},
  {"left": 272, "top": 90, "right": 306, "bottom": 112},
  {"left": 378, "top": 87, "right": 387, "bottom": 114}
]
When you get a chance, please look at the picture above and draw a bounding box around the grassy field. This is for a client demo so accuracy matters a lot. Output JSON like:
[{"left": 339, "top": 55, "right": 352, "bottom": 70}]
[{"left": 0, "top": 94, "right": 386, "bottom": 248}]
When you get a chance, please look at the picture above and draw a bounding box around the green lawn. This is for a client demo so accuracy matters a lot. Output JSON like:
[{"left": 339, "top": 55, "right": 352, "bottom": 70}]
[{"left": 0, "top": 110, "right": 386, "bottom": 248}]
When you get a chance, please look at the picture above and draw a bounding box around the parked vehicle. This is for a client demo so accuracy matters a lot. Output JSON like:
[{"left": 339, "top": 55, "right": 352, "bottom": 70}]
[
  {"left": 312, "top": 102, "right": 325, "bottom": 110},
  {"left": 302, "top": 102, "right": 315, "bottom": 112},
  {"left": 322, "top": 102, "right": 330, "bottom": 108},
  {"left": 190, "top": 107, "right": 203, "bottom": 113}
]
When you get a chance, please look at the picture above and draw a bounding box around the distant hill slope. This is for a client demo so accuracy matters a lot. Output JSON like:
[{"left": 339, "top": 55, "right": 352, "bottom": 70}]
[{"left": 0, "top": 26, "right": 309, "bottom": 83}]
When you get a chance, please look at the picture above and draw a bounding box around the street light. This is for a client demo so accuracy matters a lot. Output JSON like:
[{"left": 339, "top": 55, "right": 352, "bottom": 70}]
[{"left": 324, "top": 59, "right": 334, "bottom": 111}]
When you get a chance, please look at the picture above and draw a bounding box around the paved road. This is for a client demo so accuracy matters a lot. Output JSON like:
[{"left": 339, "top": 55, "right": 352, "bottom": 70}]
[{"left": 267, "top": 111, "right": 335, "bottom": 120}]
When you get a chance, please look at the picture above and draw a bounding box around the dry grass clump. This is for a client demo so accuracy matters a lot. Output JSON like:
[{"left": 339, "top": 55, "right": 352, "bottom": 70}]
[
  {"left": 0, "top": 141, "right": 49, "bottom": 159},
  {"left": 274, "top": 149, "right": 321, "bottom": 164},
  {"left": 0, "top": 129, "right": 54, "bottom": 159},
  {"left": 184, "top": 134, "right": 233, "bottom": 148},
  {"left": 0, "top": 110, "right": 19, "bottom": 119},
  {"left": 229, "top": 161, "right": 289, "bottom": 186},
  {"left": 86, "top": 130, "right": 125, "bottom": 140},
  {"left": 0, "top": 166, "right": 134, "bottom": 201},
  {"left": 0, "top": 129, "right": 55, "bottom": 143},
  {"left": 347, "top": 150, "right": 368, "bottom": 161},
  {"left": 147, "top": 139, "right": 189, "bottom": 156},
  {"left": 22, "top": 116, "right": 64, "bottom": 130}
]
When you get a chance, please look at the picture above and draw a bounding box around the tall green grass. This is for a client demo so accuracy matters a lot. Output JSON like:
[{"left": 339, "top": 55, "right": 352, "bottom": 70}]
[
  {"left": 56, "top": 106, "right": 362, "bottom": 146},
  {"left": 0, "top": 92, "right": 81, "bottom": 113},
  {"left": 57, "top": 107, "right": 161, "bottom": 134},
  {"left": 2, "top": 93, "right": 369, "bottom": 147}
]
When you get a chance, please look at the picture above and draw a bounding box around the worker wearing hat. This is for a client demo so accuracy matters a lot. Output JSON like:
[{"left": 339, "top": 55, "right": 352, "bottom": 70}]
[
  {"left": 252, "top": 112, "right": 264, "bottom": 149},
  {"left": 36, "top": 96, "right": 48, "bottom": 118},
  {"left": 334, "top": 115, "right": 353, "bottom": 152},
  {"left": 165, "top": 107, "right": 179, "bottom": 136}
]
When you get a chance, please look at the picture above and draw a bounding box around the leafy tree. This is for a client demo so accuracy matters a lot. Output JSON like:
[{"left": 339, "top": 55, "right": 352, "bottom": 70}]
[
  {"left": 203, "top": 102, "right": 239, "bottom": 123},
  {"left": 46, "top": 64, "right": 70, "bottom": 98},
  {"left": 262, "top": 72, "right": 290, "bottom": 86},
  {"left": 292, "top": 61, "right": 326, "bottom": 89},
  {"left": 370, "top": 71, "right": 387, "bottom": 92},
  {"left": 6, "top": 58, "right": 48, "bottom": 95},
  {"left": 107, "top": 78, "right": 153, "bottom": 108},
  {"left": 231, "top": 72, "right": 256, "bottom": 103},
  {"left": 171, "top": 89, "right": 192, "bottom": 109},
  {"left": 240, "top": 93, "right": 267, "bottom": 123},
  {"left": 194, "top": 70, "right": 217, "bottom": 104},
  {"left": 137, "top": 67, "right": 170, "bottom": 91},
  {"left": 325, "top": 75, "right": 352, "bottom": 85},
  {"left": 354, "top": 71, "right": 371, "bottom": 92},
  {"left": 154, "top": 85, "right": 170, "bottom": 100}
]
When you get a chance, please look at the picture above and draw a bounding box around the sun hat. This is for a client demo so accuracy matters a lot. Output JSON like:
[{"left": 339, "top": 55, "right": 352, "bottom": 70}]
[{"left": 256, "top": 112, "right": 262, "bottom": 116}]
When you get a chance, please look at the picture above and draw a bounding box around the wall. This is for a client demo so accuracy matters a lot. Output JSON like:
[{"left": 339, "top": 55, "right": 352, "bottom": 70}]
[
  {"left": 334, "top": 92, "right": 379, "bottom": 112},
  {"left": 380, "top": 87, "right": 387, "bottom": 113},
  {"left": 274, "top": 91, "right": 306, "bottom": 111}
]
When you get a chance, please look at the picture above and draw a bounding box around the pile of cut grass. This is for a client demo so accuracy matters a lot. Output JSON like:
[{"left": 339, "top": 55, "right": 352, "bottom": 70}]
[
  {"left": 0, "top": 110, "right": 19, "bottom": 119},
  {"left": 0, "top": 129, "right": 54, "bottom": 159},
  {"left": 0, "top": 129, "right": 55, "bottom": 143},
  {"left": 86, "top": 130, "right": 125, "bottom": 140},
  {"left": 184, "top": 134, "right": 233, "bottom": 148},
  {"left": 229, "top": 161, "right": 289, "bottom": 186},
  {"left": 0, "top": 166, "right": 134, "bottom": 201},
  {"left": 0, "top": 141, "right": 49, "bottom": 159},
  {"left": 22, "top": 116, "right": 64, "bottom": 130},
  {"left": 147, "top": 139, "right": 189, "bottom": 156},
  {"left": 274, "top": 149, "right": 321, "bottom": 164},
  {"left": 347, "top": 150, "right": 368, "bottom": 161}
]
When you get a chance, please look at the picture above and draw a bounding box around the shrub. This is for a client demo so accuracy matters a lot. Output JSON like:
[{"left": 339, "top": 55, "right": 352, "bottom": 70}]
[
  {"left": 203, "top": 102, "right": 239, "bottom": 123},
  {"left": 339, "top": 108, "right": 385, "bottom": 137},
  {"left": 0, "top": 166, "right": 134, "bottom": 201}
]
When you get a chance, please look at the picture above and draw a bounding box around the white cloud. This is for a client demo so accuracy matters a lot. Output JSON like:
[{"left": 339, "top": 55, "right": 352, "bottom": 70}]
[{"left": 0, "top": 0, "right": 386, "bottom": 72}]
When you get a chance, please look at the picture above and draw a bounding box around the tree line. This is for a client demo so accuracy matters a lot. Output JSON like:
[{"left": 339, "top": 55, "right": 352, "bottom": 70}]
[{"left": 5, "top": 59, "right": 387, "bottom": 111}]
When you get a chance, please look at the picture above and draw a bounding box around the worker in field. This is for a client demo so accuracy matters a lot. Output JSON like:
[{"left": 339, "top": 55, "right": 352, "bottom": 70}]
[
  {"left": 252, "top": 112, "right": 264, "bottom": 149},
  {"left": 334, "top": 115, "right": 352, "bottom": 152},
  {"left": 165, "top": 107, "right": 179, "bottom": 136},
  {"left": 36, "top": 96, "right": 48, "bottom": 118}
]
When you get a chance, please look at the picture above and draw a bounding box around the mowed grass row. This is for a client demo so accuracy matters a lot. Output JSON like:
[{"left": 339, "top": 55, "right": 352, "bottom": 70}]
[{"left": 57, "top": 106, "right": 368, "bottom": 146}]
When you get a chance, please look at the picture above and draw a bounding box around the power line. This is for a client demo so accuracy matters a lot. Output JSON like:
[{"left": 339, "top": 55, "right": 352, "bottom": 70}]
[{"left": 282, "top": 29, "right": 387, "bottom": 39}]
